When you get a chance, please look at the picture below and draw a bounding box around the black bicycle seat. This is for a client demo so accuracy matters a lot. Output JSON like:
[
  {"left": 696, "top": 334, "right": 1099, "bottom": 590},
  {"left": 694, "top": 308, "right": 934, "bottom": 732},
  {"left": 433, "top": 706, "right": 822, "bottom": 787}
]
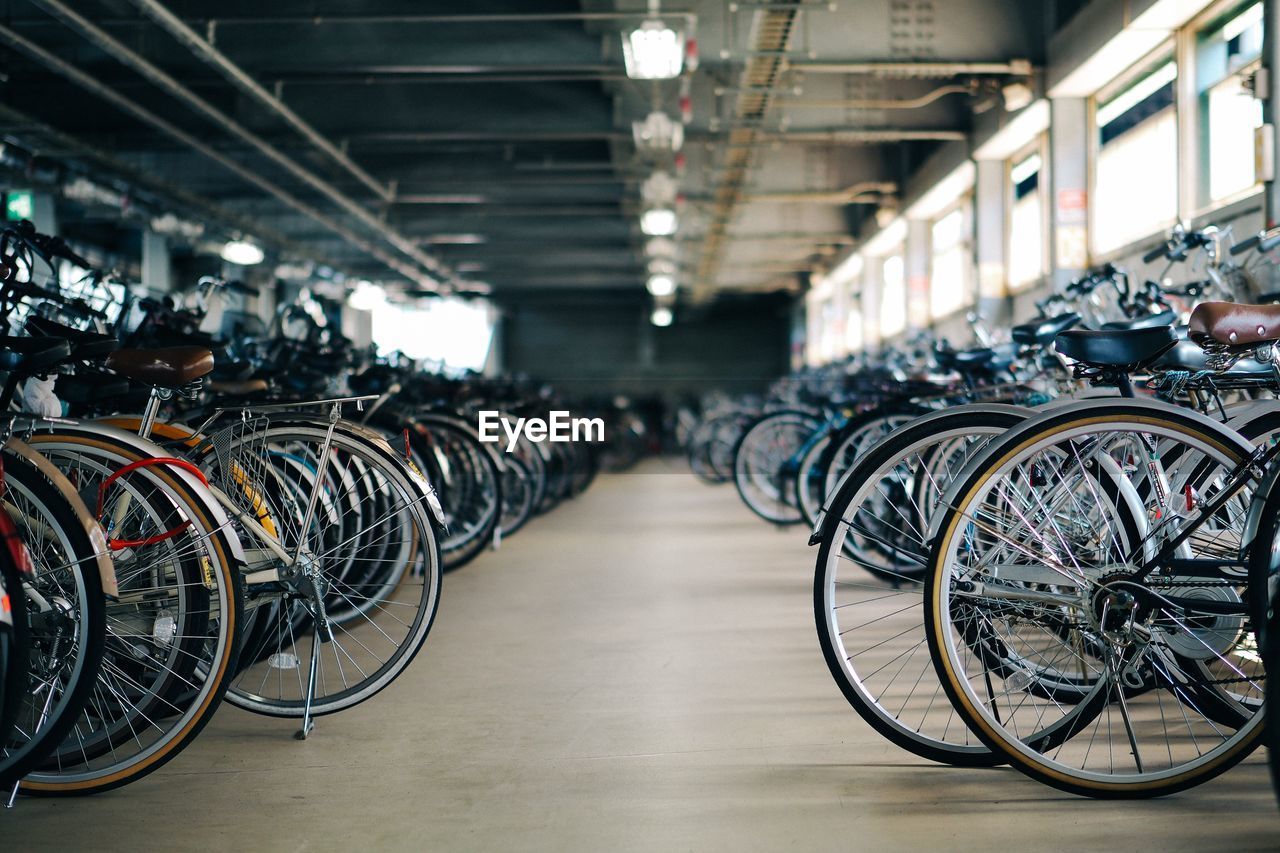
[
  {"left": 24, "top": 315, "right": 118, "bottom": 360},
  {"left": 1055, "top": 325, "right": 1178, "bottom": 370},
  {"left": 1100, "top": 309, "right": 1178, "bottom": 331},
  {"left": 1012, "top": 312, "right": 1081, "bottom": 347},
  {"left": 0, "top": 336, "right": 74, "bottom": 375}
]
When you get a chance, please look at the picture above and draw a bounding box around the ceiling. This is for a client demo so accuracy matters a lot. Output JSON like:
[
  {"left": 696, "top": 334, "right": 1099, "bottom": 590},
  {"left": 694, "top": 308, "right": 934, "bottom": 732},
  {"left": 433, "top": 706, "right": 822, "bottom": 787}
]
[{"left": 0, "top": 0, "right": 1076, "bottom": 305}]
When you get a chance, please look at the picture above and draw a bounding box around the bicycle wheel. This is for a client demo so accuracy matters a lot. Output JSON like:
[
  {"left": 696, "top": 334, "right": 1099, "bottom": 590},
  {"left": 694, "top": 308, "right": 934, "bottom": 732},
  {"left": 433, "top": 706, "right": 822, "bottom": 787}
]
[
  {"left": 0, "top": 442, "right": 106, "bottom": 789},
  {"left": 224, "top": 422, "right": 442, "bottom": 717},
  {"left": 925, "top": 400, "right": 1265, "bottom": 798},
  {"left": 816, "top": 406, "right": 1044, "bottom": 766},
  {"left": 0, "top": 524, "right": 29, "bottom": 752},
  {"left": 411, "top": 415, "right": 500, "bottom": 571},
  {"left": 733, "top": 410, "right": 821, "bottom": 524},
  {"left": 20, "top": 426, "right": 243, "bottom": 795},
  {"left": 498, "top": 455, "right": 535, "bottom": 540}
]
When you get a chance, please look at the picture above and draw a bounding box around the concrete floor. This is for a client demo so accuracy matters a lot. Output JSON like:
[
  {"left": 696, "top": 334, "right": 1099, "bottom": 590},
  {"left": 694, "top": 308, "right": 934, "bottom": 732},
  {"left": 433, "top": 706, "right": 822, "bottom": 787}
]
[{"left": 7, "top": 458, "right": 1280, "bottom": 851}]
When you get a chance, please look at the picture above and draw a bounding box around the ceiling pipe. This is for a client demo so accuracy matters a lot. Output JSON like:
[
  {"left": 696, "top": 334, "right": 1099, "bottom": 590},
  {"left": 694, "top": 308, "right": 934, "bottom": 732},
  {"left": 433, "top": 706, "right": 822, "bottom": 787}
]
[
  {"left": 763, "top": 129, "right": 967, "bottom": 142},
  {"left": 789, "top": 59, "right": 1033, "bottom": 77},
  {"left": 121, "top": 0, "right": 393, "bottom": 203},
  {"left": 0, "top": 22, "right": 435, "bottom": 287},
  {"left": 780, "top": 83, "right": 974, "bottom": 110},
  {"left": 22, "top": 0, "right": 455, "bottom": 285},
  {"left": 0, "top": 102, "right": 303, "bottom": 255},
  {"left": 8, "top": 11, "right": 699, "bottom": 27},
  {"left": 748, "top": 180, "right": 896, "bottom": 203}
]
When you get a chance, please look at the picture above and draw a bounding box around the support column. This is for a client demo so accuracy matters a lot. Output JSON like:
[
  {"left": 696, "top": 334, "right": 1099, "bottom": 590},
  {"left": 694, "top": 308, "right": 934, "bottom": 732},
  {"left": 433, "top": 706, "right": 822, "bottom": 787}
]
[
  {"left": 905, "top": 219, "right": 931, "bottom": 330},
  {"left": 141, "top": 231, "right": 172, "bottom": 293},
  {"left": 1049, "top": 97, "right": 1090, "bottom": 290},
  {"left": 861, "top": 258, "right": 883, "bottom": 354},
  {"left": 1266, "top": 0, "right": 1280, "bottom": 225},
  {"left": 974, "top": 158, "right": 1008, "bottom": 323}
]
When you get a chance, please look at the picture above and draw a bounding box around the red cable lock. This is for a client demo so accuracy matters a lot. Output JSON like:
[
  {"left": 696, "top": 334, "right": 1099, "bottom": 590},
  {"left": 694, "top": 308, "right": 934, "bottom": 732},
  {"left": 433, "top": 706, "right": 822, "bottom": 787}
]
[{"left": 96, "top": 457, "right": 209, "bottom": 551}]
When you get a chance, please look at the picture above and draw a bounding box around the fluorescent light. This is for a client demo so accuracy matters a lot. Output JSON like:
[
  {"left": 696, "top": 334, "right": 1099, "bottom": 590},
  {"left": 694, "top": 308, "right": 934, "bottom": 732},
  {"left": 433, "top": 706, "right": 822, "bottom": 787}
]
[
  {"left": 863, "top": 216, "right": 907, "bottom": 257},
  {"left": 904, "top": 161, "right": 975, "bottom": 221},
  {"left": 1097, "top": 61, "right": 1176, "bottom": 127},
  {"left": 651, "top": 306, "right": 674, "bottom": 326},
  {"left": 424, "top": 234, "right": 487, "bottom": 245},
  {"left": 973, "top": 99, "right": 1049, "bottom": 160},
  {"left": 221, "top": 239, "right": 264, "bottom": 266},
  {"left": 647, "top": 257, "right": 677, "bottom": 275},
  {"left": 641, "top": 208, "right": 679, "bottom": 236},
  {"left": 1223, "top": 4, "right": 1263, "bottom": 41},
  {"left": 623, "top": 20, "right": 684, "bottom": 80},
  {"left": 647, "top": 274, "right": 676, "bottom": 296},
  {"left": 347, "top": 280, "right": 386, "bottom": 311},
  {"left": 826, "top": 252, "right": 864, "bottom": 287},
  {"left": 632, "top": 111, "right": 685, "bottom": 153},
  {"left": 1049, "top": 28, "right": 1170, "bottom": 98},
  {"left": 645, "top": 237, "right": 677, "bottom": 258},
  {"left": 641, "top": 171, "right": 678, "bottom": 205}
]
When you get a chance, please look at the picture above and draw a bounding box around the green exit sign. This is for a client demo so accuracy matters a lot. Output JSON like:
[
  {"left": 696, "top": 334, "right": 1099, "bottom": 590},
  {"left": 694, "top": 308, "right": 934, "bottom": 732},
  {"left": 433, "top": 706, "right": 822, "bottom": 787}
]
[{"left": 5, "top": 190, "right": 32, "bottom": 221}]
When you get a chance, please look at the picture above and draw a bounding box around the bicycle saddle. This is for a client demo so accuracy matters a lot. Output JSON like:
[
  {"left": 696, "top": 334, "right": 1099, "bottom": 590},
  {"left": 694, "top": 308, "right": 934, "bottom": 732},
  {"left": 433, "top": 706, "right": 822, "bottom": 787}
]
[
  {"left": 106, "top": 346, "right": 214, "bottom": 387},
  {"left": 1188, "top": 301, "right": 1280, "bottom": 347},
  {"left": 1100, "top": 309, "right": 1178, "bottom": 331},
  {"left": 1152, "top": 329, "right": 1272, "bottom": 375},
  {"left": 1054, "top": 325, "right": 1178, "bottom": 370},
  {"left": 1011, "top": 312, "right": 1080, "bottom": 347},
  {"left": 24, "top": 315, "right": 118, "bottom": 360},
  {"left": 55, "top": 372, "right": 131, "bottom": 404},
  {"left": 0, "top": 336, "right": 73, "bottom": 375}
]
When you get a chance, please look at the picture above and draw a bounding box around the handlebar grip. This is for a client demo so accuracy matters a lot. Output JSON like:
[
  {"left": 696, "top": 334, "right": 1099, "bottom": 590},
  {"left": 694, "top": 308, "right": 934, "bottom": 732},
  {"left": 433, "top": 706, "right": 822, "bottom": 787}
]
[
  {"left": 1231, "top": 234, "right": 1261, "bottom": 256},
  {"left": 1142, "top": 244, "right": 1167, "bottom": 264}
]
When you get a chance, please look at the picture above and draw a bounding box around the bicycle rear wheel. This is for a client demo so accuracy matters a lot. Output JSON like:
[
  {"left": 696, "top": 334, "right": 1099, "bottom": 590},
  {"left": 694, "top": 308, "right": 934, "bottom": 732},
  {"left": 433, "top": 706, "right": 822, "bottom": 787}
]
[{"left": 224, "top": 423, "right": 442, "bottom": 717}]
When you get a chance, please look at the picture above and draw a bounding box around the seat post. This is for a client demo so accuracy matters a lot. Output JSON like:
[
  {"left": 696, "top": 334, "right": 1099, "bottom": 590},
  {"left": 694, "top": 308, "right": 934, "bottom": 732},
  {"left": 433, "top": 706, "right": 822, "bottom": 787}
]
[
  {"left": 1115, "top": 371, "right": 1135, "bottom": 398},
  {"left": 137, "top": 387, "right": 167, "bottom": 439}
]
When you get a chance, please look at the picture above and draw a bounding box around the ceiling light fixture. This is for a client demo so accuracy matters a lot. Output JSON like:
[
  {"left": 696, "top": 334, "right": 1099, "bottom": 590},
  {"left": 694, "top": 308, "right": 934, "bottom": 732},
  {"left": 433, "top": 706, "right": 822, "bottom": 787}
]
[
  {"left": 647, "top": 274, "right": 676, "bottom": 296},
  {"left": 632, "top": 111, "right": 685, "bottom": 153},
  {"left": 651, "top": 306, "right": 674, "bottom": 327},
  {"left": 623, "top": 20, "right": 684, "bottom": 80},
  {"left": 645, "top": 237, "right": 678, "bottom": 258},
  {"left": 221, "top": 239, "right": 264, "bottom": 266},
  {"left": 642, "top": 171, "right": 679, "bottom": 205},
  {"left": 647, "top": 257, "right": 677, "bottom": 276},
  {"left": 641, "top": 208, "right": 678, "bottom": 236}
]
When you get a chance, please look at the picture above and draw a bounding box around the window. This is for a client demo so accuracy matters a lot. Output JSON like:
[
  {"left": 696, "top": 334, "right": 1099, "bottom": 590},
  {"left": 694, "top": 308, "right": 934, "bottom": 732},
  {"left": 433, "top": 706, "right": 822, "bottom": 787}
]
[
  {"left": 1094, "top": 58, "right": 1178, "bottom": 255},
  {"left": 880, "top": 253, "right": 906, "bottom": 338},
  {"left": 1008, "top": 151, "right": 1045, "bottom": 290},
  {"left": 930, "top": 205, "right": 971, "bottom": 319},
  {"left": 845, "top": 305, "right": 863, "bottom": 354},
  {"left": 1198, "top": 3, "right": 1263, "bottom": 206},
  {"left": 372, "top": 297, "right": 495, "bottom": 370}
]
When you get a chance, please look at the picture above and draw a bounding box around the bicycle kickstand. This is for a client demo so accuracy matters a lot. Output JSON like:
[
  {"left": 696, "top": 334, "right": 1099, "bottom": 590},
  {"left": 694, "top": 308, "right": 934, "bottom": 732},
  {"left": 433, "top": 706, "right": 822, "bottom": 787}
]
[{"left": 295, "top": 608, "right": 333, "bottom": 741}]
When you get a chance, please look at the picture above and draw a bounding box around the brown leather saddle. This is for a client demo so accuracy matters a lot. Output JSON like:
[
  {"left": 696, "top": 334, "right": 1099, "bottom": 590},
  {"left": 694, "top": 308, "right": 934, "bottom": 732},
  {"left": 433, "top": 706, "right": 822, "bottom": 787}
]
[
  {"left": 105, "top": 346, "right": 214, "bottom": 387},
  {"left": 1188, "top": 302, "right": 1280, "bottom": 348}
]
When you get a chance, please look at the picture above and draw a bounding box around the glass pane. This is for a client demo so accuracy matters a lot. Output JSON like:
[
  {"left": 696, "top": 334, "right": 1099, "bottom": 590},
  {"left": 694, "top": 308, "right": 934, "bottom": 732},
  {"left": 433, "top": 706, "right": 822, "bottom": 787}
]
[
  {"left": 1009, "top": 189, "right": 1043, "bottom": 289},
  {"left": 1095, "top": 108, "right": 1177, "bottom": 254}
]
